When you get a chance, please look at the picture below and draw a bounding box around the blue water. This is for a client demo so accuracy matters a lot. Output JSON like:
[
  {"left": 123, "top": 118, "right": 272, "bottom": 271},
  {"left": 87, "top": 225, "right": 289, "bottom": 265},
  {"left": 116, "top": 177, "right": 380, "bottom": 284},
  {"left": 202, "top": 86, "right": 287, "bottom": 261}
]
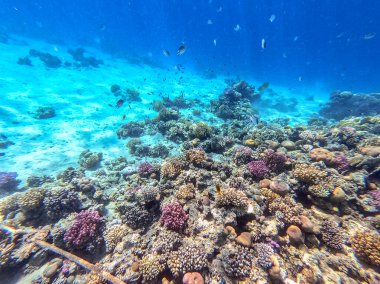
[{"left": 1, "top": 0, "right": 379, "bottom": 92}]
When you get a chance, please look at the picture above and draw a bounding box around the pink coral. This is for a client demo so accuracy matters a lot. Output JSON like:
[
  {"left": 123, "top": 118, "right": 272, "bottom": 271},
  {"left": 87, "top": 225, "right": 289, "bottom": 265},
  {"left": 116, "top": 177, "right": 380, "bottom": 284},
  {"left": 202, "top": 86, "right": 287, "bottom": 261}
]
[
  {"left": 247, "top": 160, "right": 269, "bottom": 179},
  {"left": 263, "top": 149, "right": 287, "bottom": 172},
  {"left": 160, "top": 201, "right": 188, "bottom": 231},
  {"left": 138, "top": 161, "right": 154, "bottom": 175},
  {"left": 333, "top": 153, "right": 349, "bottom": 172},
  {"left": 64, "top": 210, "right": 103, "bottom": 247}
]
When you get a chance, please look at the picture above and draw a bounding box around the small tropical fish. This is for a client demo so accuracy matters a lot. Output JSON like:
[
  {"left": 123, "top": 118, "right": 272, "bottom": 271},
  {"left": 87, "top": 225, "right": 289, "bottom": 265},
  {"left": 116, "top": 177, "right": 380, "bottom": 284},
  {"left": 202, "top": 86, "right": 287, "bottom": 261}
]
[
  {"left": 234, "top": 24, "right": 241, "bottom": 31},
  {"left": 116, "top": 99, "right": 125, "bottom": 108},
  {"left": 122, "top": 114, "right": 126, "bottom": 120},
  {"left": 177, "top": 43, "right": 186, "bottom": 55},
  {"left": 213, "top": 39, "right": 217, "bottom": 46},
  {"left": 269, "top": 14, "right": 276, "bottom": 23},
  {"left": 207, "top": 19, "right": 213, "bottom": 25},
  {"left": 261, "top": 38, "right": 267, "bottom": 49},
  {"left": 162, "top": 49, "right": 170, "bottom": 56},
  {"left": 363, "top": 33, "right": 376, "bottom": 40},
  {"left": 258, "top": 82, "right": 270, "bottom": 91},
  {"left": 249, "top": 115, "right": 260, "bottom": 126}
]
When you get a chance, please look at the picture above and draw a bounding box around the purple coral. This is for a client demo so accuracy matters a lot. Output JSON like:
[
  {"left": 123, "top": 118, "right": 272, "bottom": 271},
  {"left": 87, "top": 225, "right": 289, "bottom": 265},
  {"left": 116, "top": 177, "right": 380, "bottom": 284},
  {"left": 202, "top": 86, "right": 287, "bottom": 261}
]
[
  {"left": 64, "top": 210, "right": 103, "bottom": 247},
  {"left": 333, "top": 153, "right": 349, "bottom": 172},
  {"left": 369, "top": 190, "right": 380, "bottom": 207},
  {"left": 160, "top": 201, "right": 188, "bottom": 231},
  {"left": 0, "top": 172, "right": 20, "bottom": 191},
  {"left": 138, "top": 161, "right": 154, "bottom": 175},
  {"left": 263, "top": 149, "right": 287, "bottom": 173},
  {"left": 247, "top": 160, "right": 269, "bottom": 179}
]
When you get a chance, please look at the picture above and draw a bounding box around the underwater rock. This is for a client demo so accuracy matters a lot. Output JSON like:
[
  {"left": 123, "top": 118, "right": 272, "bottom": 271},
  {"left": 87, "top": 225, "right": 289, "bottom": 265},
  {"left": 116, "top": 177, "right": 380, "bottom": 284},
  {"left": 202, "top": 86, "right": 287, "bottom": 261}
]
[
  {"left": 320, "top": 91, "right": 380, "bottom": 120},
  {"left": 67, "top": 47, "right": 104, "bottom": 68},
  {"left": 29, "top": 49, "right": 62, "bottom": 68},
  {"left": 33, "top": 106, "right": 56, "bottom": 119},
  {"left": 17, "top": 56, "right": 32, "bottom": 66},
  {"left": 0, "top": 171, "right": 20, "bottom": 191}
]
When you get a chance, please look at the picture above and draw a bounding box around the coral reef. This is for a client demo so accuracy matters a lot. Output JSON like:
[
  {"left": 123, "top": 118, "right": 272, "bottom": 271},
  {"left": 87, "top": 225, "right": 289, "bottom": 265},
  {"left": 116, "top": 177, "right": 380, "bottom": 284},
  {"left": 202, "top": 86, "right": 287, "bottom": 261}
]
[
  {"left": 0, "top": 172, "right": 20, "bottom": 191},
  {"left": 33, "top": 106, "right": 56, "bottom": 119},
  {"left": 320, "top": 91, "right": 380, "bottom": 120},
  {"left": 351, "top": 230, "right": 380, "bottom": 266},
  {"left": 78, "top": 150, "right": 102, "bottom": 169}
]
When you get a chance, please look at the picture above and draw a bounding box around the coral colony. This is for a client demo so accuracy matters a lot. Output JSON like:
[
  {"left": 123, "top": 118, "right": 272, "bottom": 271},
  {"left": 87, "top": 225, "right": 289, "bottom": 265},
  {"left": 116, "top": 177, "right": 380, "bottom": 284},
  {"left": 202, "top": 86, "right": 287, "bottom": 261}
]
[{"left": 1, "top": 52, "right": 380, "bottom": 283}]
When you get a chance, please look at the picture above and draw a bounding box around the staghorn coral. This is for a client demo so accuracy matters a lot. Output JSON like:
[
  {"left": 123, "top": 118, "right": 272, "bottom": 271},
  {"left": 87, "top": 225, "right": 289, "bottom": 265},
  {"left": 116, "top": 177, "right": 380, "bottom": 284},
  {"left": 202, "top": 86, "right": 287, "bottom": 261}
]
[
  {"left": 161, "top": 157, "right": 184, "bottom": 179},
  {"left": 352, "top": 230, "right": 380, "bottom": 266},
  {"left": 175, "top": 184, "right": 195, "bottom": 200},
  {"left": 104, "top": 224, "right": 128, "bottom": 252},
  {"left": 160, "top": 201, "right": 188, "bottom": 231},
  {"left": 18, "top": 188, "right": 46, "bottom": 213},
  {"left": 247, "top": 160, "right": 269, "bottom": 179},
  {"left": 216, "top": 185, "right": 249, "bottom": 208},
  {"left": 43, "top": 188, "right": 80, "bottom": 221},
  {"left": 221, "top": 244, "right": 254, "bottom": 278},
  {"left": 321, "top": 219, "right": 346, "bottom": 250},
  {"left": 185, "top": 148, "right": 207, "bottom": 165},
  {"left": 167, "top": 243, "right": 208, "bottom": 277},
  {"left": 140, "top": 252, "right": 165, "bottom": 281}
]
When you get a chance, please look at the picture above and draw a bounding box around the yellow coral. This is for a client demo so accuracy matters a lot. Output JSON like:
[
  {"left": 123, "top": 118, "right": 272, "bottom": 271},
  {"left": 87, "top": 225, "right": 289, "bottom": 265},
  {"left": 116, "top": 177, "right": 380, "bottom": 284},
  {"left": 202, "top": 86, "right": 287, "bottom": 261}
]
[
  {"left": 161, "top": 157, "right": 183, "bottom": 179},
  {"left": 352, "top": 230, "right": 380, "bottom": 267},
  {"left": 216, "top": 187, "right": 249, "bottom": 208},
  {"left": 293, "top": 164, "right": 327, "bottom": 184},
  {"left": 19, "top": 188, "right": 46, "bottom": 212},
  {"left": 175, "top": 184, "right": 195, "bottom": 200}
]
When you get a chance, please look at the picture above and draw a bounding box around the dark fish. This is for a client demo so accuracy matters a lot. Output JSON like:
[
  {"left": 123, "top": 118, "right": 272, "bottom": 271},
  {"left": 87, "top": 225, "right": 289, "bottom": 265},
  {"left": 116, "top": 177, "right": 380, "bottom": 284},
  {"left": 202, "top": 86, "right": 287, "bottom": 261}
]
[
  {"left": 116, "top": 99, "right": 125, "bottom": 108},
  {"left": 162, "top": 49, "right": 171, "bottom": 56},
  {"left": 122, "top": 114, "right": 126, "bottom": 120},
  {"left": 177, "top": 44, "right": 186, "bottom": 55},
  {"left": 258, "top": 82, "right": 269, "bottom": 91},
  {"left": 261, "top": 38, "right": 267, "bottom": 49}
]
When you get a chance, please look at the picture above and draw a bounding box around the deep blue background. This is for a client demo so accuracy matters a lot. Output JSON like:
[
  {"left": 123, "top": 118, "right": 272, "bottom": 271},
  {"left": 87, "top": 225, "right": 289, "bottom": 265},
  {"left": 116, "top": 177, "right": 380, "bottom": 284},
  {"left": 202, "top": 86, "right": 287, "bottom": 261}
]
[{"left": 1, "top": 0, "right": 379, "bottom": 92}]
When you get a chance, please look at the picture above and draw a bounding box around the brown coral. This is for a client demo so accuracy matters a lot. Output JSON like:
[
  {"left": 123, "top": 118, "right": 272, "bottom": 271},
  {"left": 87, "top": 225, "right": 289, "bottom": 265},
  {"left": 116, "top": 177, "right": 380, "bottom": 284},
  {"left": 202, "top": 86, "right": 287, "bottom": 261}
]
[
  {"left": 293, "top": 163, "right": 327, "bottom": 184},
  {"left": 185, "top": 148, "right": 207, "bottom": 165},
  {"left": 176, "top": 184, "right": 195, "bottom": 200},
  {"left": 104, "top": 224, "right": 128, "bottom": 252},
  {"left": 19, "top": 188, "right": 46, "bottom": 212},
  {"left": 352, "top": 230, "right": 380, "bottom": 266},
  {"left": 216, "top": 186, "right": 249, "bottom": 208},
  {"left": 269, "top": 196, "right": 302, "bottom": 226},
  {"left": 161, "top": 157, "right": 184, "bottom": 179},
  {"left": 140, "top": 252, "right": 165, "bottom": 281}
]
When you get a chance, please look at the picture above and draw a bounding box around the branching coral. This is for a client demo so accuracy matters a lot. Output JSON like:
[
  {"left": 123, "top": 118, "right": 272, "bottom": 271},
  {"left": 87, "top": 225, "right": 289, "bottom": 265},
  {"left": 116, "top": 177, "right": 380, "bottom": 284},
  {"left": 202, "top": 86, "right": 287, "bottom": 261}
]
[
  {"left": 321, "top": 219, "right": 346, "bottom": 250},
  {"left": 104, "top": 224, "right": 128, "bottom": 252},
  {"left": 247, "top": 160, "right": 269, "bottom": 179},
  {"left": 233, "top": 146, "right": 254, "bottom": 165},
  {"left": 161, "top": 157, "right": 184, "bottom": 179},
  {"left": 160, "top": 201, "right": 188, "bottom": 231},
  {"left": 140, "top": 252, "right": 165, "bottom": 281},
  {"left": 352, "top": 230, "right": 380, "bottom": 266},
  {"left": 175, "top": 184, "right": 195, "bottom": 200},
  {"left": 263, "top": 149, "right": 287, "bottom": 173},
  {"left": 216, "top": 185, "right": 249, "bottom": 208},
  {"left": 221, "top": 244, "right": 254, "bottom": 278},
  {"left": 254, "top": 243, "right": 274, "bottom": 269},
  {"left": 190, "top": 122, "right": 212, "bottom": 140},
  {"left": 269, "top": 196, "right": 302, "bottom": 226},
  {"left": 167, "top": 243, "right": 208, "bottom": 277},
  {"left": 185, "top": 148, "right": 207, "bottom": 165},
  {"left": 43, "top": 188, "right": 80, "bottom": 221},
  {"left": 64, "top": 210, "right": 103, "bottom": 250},
  {"left": 19, "top": 188, "right": 46, "bottom": 213}
]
